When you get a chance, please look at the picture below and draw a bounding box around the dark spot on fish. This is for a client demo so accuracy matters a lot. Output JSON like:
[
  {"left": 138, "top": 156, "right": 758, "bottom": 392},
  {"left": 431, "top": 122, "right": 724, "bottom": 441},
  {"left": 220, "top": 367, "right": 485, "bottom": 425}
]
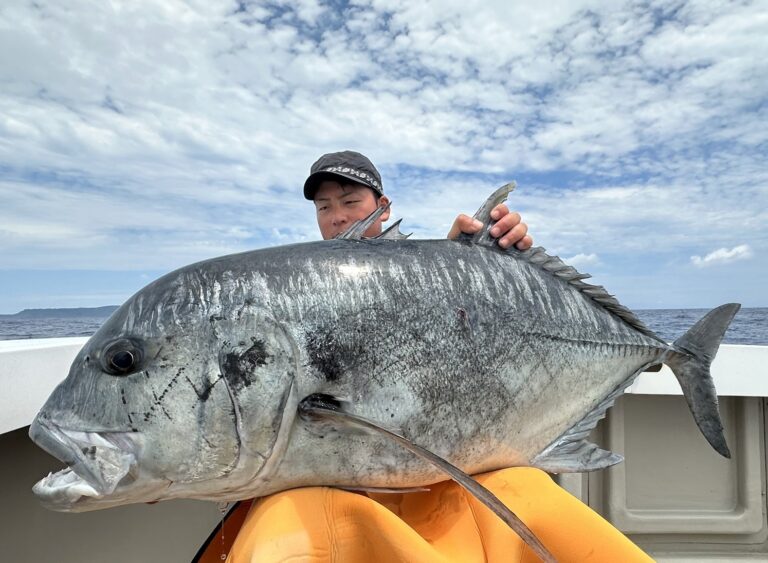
[
  {"left": 221, "top": 339, "right": 270, "bottom": 392},
  {"left": 165, "top": 336, "right": 173, "bottom": 343},
  {"left": 120, "top": 389, "right": 127, "bottom": 405},
  {"left": 305, "top": 332, "right": 343, "bottom": 381},
  {"left": 84, "top": 355, "right": 90, "bottom": 365},
  {"left": 456, "top": 307, "right": 472, "bottom": 333},
  {"left": 142, "top": 369, "right": 183, "bottom": 420},
  {"left": 185, "top": 374, "right": 221, "bottom": 402}
]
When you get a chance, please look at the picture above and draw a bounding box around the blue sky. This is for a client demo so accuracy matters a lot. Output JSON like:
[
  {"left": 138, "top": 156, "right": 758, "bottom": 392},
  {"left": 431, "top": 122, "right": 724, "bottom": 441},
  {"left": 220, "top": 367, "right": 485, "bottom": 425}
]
[{"left": 0, "top": 0, "right": 766, "bottom": 313}]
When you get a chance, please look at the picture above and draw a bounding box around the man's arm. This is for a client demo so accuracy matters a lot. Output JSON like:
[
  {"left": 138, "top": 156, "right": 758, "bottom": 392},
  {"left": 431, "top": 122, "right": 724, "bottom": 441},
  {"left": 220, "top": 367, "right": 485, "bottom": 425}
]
[{"left": 447, "top": 204, "right": 533, "bottom": 250}]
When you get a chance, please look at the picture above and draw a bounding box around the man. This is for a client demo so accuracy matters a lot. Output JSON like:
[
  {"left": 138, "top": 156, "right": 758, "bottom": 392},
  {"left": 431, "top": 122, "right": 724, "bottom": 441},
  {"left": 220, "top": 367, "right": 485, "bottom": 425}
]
[{"left": 304, "top": 150, "right": 534, "bottom": 248}]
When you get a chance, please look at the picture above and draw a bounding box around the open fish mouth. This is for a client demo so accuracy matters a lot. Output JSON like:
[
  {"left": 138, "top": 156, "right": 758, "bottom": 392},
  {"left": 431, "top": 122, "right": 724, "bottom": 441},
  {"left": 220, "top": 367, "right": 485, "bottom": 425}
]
[{"left": 29, "top": 417, "right": 137, "bottom": 509}]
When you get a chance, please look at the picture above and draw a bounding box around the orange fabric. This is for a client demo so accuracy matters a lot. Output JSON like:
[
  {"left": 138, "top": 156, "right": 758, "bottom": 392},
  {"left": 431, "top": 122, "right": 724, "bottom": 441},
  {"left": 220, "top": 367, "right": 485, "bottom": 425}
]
[{"left": 225, "top": 467, "right": 651, "bottom": 562}]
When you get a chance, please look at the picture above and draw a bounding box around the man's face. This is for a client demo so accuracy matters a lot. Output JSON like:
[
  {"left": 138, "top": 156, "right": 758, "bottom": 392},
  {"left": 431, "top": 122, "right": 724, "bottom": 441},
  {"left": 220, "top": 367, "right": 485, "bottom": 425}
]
[{"left": 314, "top": 181, "right": 391, "bottom": 240}]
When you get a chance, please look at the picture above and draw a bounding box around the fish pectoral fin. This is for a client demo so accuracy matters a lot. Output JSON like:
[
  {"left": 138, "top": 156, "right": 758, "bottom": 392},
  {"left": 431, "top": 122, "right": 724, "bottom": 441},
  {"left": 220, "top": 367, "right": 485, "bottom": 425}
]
[
  {"left": 335, "top": 202, "right": 392, "bottom": 240},
  {"left": 531, "top": 440, "right": 623, "bottom": 473},
  {"left": 297, "top": 393, "right": 556, "bottom": 563}
]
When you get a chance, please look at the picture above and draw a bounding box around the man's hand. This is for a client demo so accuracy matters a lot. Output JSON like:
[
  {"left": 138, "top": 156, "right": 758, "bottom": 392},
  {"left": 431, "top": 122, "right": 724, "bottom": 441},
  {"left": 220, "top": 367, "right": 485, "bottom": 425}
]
[{"left": 447, "top": 204, "right": 533, "bottom": 250}]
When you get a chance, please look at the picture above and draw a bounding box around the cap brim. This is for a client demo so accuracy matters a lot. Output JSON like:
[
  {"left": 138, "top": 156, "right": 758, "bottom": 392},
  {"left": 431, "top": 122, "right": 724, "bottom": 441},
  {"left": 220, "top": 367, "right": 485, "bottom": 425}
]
[{"left": 303, "top": 171, "right": 382, "bottom": 200}]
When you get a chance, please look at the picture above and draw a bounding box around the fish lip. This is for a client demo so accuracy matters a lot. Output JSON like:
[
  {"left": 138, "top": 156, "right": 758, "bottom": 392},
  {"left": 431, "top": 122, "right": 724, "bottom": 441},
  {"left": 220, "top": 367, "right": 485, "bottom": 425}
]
[{"left": 29, "top": 416, "right": 137, "bottom": 503}]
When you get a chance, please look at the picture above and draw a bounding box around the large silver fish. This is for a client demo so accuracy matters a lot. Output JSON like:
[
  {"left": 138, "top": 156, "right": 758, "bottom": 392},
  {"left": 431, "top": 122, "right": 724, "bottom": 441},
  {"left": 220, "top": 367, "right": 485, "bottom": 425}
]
[{"left": 30, "top": 186, "right": 737, "bottom": 541}]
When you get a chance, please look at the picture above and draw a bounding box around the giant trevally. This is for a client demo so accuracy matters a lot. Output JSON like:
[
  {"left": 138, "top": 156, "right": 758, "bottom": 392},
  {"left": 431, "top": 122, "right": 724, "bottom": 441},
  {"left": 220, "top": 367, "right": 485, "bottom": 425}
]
[{"left": 30, "top": 185, "right": 737, "bottom": 558}]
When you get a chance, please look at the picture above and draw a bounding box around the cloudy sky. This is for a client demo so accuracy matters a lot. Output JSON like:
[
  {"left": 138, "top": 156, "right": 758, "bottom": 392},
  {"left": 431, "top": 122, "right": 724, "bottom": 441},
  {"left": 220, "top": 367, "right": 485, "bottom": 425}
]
[{"left": 1, "top": 0, "right": 766, "bottom": 313}]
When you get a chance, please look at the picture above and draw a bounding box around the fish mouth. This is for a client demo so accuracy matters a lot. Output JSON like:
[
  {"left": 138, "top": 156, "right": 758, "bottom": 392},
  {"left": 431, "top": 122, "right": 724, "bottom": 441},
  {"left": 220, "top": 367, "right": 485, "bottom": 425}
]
[{"left": 29, "top": 416, "right": 138, "bottom": 510}]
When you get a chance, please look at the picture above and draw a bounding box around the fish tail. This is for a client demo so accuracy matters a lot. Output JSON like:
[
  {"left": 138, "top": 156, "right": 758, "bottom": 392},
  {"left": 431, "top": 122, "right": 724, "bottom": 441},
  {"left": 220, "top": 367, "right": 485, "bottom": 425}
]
[{"left": 665, "top": 303, "right": 741, "bottom": 458}]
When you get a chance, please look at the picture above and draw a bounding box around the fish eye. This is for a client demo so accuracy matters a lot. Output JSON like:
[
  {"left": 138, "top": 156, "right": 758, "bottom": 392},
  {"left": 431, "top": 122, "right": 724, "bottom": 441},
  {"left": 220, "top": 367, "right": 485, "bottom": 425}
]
[{"left": 102, "top": 339, "right": 143, "bottom": 376}]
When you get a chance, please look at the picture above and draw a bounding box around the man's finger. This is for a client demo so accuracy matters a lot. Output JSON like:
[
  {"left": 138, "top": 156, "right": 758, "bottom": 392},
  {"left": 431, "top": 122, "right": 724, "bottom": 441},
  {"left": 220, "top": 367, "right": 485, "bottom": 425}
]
[
  {"left": 499, "top": 223, "right": 528, "bottom": 249},
  {"left": 515, "top": 234, "right": 534, "bottom": 251},
  {"left": 490, "top": 211, "right": 522, "bottom": 238},
  {"left": 448, "top": 214, "right": 483, "bottom": 239},
  {"left": 490, "top": 203, "right": 509, "bottom": 221}
]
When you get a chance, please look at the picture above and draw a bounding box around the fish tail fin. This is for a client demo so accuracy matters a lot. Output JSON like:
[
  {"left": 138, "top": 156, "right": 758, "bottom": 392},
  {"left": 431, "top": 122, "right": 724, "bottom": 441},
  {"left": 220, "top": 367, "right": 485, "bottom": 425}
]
[{"left": 666, "top": 303, "right": 741, "bottom": 458}]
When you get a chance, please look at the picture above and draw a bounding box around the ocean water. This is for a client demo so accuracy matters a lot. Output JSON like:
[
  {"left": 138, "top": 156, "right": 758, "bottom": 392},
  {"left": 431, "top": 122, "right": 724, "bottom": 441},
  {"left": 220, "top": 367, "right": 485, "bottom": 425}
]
[
  {"left": 0, "top": 308, "right": 766, "bottom": 344},
  {"left": 0, "top": 317, "right": 109, "bottom": 340},
  {"left": 633, "top": 307, "right": 767, "bottom": 345}
]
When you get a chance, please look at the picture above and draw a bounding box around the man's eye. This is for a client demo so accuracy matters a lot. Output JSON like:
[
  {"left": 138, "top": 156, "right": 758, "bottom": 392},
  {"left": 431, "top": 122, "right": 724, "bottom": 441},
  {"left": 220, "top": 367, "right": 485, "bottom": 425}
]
[
  {"left": 317, "top": 206, "right": 328, "bottom": 212},
  {"left": 345, "top": 200, "right": 359, "bottom": 205}
]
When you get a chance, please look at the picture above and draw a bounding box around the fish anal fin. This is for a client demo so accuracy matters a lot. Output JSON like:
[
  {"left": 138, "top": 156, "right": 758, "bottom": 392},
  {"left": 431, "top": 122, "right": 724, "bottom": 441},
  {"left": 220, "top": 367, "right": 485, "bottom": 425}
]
[
  {"left": 532, "top": 441, "right": 623, "bottom": 473},
  {"left": 532, "top": 376, "right": 636, "bottom": 473}
]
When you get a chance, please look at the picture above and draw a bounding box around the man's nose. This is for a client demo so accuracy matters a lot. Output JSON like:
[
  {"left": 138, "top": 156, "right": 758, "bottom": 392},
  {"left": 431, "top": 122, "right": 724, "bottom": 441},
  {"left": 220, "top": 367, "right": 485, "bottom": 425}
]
[{"left": 331, "top": 212, "right": 348, "bottom": 226}]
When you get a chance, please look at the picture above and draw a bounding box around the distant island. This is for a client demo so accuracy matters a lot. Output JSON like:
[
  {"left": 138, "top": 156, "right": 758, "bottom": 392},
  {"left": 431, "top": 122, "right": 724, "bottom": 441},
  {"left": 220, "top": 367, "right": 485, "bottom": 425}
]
[{"left": 0, "top": 306, "right": 119, "bottom": 319}]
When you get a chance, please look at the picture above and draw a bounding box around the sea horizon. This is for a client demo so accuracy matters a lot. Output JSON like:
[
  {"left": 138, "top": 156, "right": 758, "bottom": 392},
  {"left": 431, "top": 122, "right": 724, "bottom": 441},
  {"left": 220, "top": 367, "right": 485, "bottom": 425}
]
[{"left": 1, "top": 307, "right": 766, "bottom": 345}]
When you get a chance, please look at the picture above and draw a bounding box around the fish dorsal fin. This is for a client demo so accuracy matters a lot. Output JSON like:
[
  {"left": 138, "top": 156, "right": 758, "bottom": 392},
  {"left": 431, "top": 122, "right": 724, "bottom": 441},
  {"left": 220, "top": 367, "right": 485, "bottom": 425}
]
[
  {"left": 457, "top": 182, "right": 516, "bottom": 245},
  {"left": 519, "top": 247, "right": 660, "bottom": 339},
  {"left": 335, "top": 202, "right": 392, "bottom": 240},
  {"left": 375, "top": 219, "right": 411, "bottom": 240},
  {"left": 459, "top": 184, "right": 659, "bottom": 339},
  {"left": 531, "top": 382, "right": 629, "bottom": 473}
]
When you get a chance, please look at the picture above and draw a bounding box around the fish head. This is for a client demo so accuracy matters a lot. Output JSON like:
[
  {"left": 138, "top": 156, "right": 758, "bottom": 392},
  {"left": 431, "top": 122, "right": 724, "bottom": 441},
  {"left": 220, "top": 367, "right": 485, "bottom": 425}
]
[{"left": 30, "top": 269, "right": 299, "bottom": 512}]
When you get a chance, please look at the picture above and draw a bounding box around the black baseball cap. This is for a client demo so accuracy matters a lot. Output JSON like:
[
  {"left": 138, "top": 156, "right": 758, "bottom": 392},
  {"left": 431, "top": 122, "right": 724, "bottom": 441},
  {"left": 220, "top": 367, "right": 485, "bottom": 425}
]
[{"left": 303, "top": 150, "right": 383, "bottom": 200}]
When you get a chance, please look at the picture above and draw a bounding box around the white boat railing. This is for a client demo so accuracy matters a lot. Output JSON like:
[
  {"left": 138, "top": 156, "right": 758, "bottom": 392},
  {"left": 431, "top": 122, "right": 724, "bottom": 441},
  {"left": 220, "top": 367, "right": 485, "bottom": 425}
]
[{"left": 2, "top": 337, "right": 766, "bottom": 436}]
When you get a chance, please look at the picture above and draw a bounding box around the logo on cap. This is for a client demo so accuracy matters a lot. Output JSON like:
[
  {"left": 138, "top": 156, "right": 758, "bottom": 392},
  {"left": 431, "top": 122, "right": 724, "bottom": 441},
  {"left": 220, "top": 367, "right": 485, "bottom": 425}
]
[{"left": 320, "top": 166, "right": 382, "bottom": 190}]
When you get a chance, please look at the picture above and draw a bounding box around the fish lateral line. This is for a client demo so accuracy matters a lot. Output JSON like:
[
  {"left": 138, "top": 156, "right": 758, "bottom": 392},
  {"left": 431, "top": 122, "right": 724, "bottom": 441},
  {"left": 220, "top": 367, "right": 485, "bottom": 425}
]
[{"left": 298, "top": 393, "right": 556, "bottom": 563}]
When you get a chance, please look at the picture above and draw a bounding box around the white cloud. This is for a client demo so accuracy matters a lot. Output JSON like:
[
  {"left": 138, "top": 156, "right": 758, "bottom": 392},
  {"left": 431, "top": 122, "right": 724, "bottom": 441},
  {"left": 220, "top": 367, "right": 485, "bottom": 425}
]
[
  {"left": 0, "top": 1, "right": 766, "bottom": 309},
  {"left": 563, "top": 253, "right": 600, "bottom": 269},
  {"left": 691, "top": 245, "right": 753, "bottom": 268}
]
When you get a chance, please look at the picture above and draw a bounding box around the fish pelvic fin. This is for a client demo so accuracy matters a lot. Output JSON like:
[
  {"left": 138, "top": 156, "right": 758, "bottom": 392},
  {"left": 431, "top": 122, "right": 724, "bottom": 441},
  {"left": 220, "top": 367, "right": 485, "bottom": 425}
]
[
  {"left": 667, "top": 303, "right": 741, "bottom": 459},
  {"left": 298, "top": 393, "right": 556, "bottom": 563}
]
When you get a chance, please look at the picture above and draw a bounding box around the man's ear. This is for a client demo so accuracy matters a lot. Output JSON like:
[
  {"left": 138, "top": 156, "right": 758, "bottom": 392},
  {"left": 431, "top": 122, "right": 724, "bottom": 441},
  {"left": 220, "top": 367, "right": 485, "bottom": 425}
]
[{"left": 378, "top": 195, "right": 391, "bottom": 222}]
